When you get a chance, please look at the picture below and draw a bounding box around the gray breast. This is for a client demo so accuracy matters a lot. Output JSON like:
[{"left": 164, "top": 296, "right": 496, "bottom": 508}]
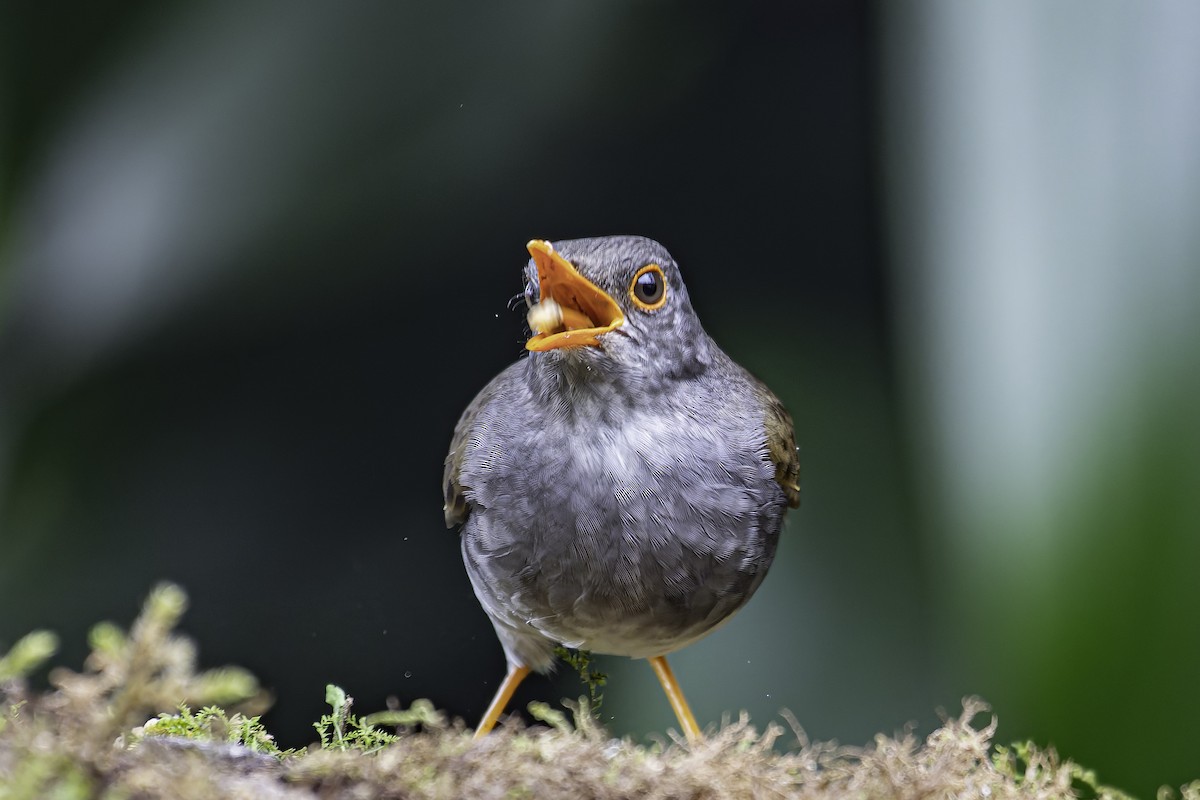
[{"left": 459, "top": 367, "right": 788, "bottom": 668}]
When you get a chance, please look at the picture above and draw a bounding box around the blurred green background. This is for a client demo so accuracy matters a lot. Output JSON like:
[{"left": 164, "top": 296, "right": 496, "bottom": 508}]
[{"left": 1, "top": 2, "right": 1197, "bottom": 796}]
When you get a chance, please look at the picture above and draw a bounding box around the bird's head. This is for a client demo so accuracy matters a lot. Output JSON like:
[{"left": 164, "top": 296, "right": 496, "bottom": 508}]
[{"left": 522, "top": 235, "right": 711, "bottom": 378}]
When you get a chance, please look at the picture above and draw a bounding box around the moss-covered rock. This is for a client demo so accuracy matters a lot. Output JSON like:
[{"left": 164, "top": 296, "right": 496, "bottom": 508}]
[{"left": 1, "top": 585, "right": 1194, "bottom": 800}]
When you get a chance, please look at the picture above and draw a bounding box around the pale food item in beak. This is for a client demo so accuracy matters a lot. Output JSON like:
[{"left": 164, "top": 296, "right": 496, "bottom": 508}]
[{"left": 527, "top": 298, "right": 595, "bottom": 337}]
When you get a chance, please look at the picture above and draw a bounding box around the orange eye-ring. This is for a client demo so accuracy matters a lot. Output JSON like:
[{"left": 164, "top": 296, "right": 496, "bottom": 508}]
[{"left": 629, "top": 264, "right": 667, "bottom": 310}]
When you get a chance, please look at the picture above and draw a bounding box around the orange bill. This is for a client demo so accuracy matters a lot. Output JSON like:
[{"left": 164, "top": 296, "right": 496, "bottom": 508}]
[{"left": 525, "top": 240, "right": 625, "bottom": 351}]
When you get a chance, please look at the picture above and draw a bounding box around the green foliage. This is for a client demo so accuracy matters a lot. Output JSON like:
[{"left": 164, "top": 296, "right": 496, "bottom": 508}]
[
  {"left": 994, "top": 740, "right": 1136, "bottom": 800},
  {"left": 139, "top": 704, "right": 300, "bottom": 759},
  {"left": 64, "top": 582, "right": 266, "bottom": 738},
  {"left": 525, "top": 701, "right": 571, "bottom": 732},
  {"left": 527, "top": 696, "right": 603, "bottom": 739},
  {"left": 0, "top": 583, "right": 268, "bottom": 799},
  {"left": 363, "top": 697, "right": 446, "bottom": 730},
  {"left": 553, "top": 646, "right": 608, "bottom": 711},
  {"left": 0, "top": 631, "right": 58, "bottom": 682},
  {"left": 0, "top": 751, "right": 94, "bottom": 800},
  {"left": 313, "top": 684, "right": 398, "bottom": 754}
]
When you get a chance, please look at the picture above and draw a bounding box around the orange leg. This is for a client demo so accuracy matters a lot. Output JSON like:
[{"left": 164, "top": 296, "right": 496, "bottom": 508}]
[
  {"left": 648, "top": 655, "right": 702, "bottom": 741},
  {"left": 473, "top": 665, "right": 531, "bottom": 739}
]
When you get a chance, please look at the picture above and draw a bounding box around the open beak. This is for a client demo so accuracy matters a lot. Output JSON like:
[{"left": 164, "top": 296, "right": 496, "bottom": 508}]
[{"left": 525, "top": 240, "right": 625, "bottom": 351}]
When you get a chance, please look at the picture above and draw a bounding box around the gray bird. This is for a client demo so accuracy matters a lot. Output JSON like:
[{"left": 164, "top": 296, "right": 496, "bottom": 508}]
[{"left": 443, "top": 236, "right": 800, "bottom": 740}]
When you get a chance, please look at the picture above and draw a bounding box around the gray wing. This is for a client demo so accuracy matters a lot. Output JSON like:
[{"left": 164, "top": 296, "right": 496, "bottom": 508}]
[
  {"left": 754, "top": 380, "right": 801, "bottom": 509},
  {"left": 442, "top": 364, "right": 518, "bottom": 529}
]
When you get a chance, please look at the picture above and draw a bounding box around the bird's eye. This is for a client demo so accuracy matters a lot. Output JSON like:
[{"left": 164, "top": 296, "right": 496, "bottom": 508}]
[{"left": 629, "top": 264, "right": 667, "bottom": 310}]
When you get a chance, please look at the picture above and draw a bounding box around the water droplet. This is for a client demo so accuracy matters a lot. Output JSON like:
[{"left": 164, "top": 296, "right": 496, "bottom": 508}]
[{"left": 404, "top": 671, "right": 412, "bottom": 678}]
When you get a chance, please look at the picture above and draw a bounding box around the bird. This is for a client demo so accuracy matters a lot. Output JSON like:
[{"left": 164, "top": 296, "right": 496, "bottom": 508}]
[{"left": 443, "top": 235, "right": 799, "bottom": 741}]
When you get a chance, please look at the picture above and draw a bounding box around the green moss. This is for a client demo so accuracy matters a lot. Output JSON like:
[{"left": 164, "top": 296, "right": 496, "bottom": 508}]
[
  {"left": 312, "top": 684, "right": 397, "bottom": 754},
  {"left": 363, "top": 697, "right": 445, "bottom": 730},
  {"left": 1, "top": 584, "right": 1196, "bottom": 800},
  {"left": 994, "top": 740, "right": 1141, "bottom": 800},
  {"left": 139, "top": 704, "right": 301, "bottom": 759},
  {"left": 553, "top": 646, "right": 608, "bottom": 711},
  {"left": 0, "top": 631, "right": 58, "bottom": 682}
]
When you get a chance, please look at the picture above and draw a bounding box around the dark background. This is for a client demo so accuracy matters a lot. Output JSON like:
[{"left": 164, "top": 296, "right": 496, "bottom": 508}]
[{"left": 2, "top": 3, "right": 1197, "bottom": 797}]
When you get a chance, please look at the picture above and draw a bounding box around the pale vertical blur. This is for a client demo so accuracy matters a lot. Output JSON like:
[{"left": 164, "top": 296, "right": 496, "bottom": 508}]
[
  {"left": 883, "top": 0, "right": 1200, "bottom": 785},
  {"left": 886, "top": 0, "right": 1200, "bottom": 554}
]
